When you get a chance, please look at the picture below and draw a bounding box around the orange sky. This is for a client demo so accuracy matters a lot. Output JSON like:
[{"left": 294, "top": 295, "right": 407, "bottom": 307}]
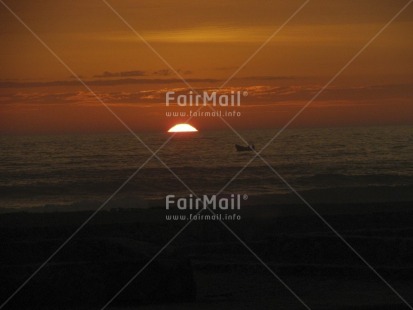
[{"left": 0, "top": 0, "right": 412, "bottom": 134}]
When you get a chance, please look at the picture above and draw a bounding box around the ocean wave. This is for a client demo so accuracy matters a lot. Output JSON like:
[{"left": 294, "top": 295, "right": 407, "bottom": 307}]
[{"left": 296, "top": 173, "right": 413, "bottom": 186}]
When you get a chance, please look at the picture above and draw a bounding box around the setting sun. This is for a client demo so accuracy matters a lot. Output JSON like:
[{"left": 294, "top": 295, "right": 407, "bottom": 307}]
[{"left": 168, "top": 123, "right": 198, "bottom": 133}]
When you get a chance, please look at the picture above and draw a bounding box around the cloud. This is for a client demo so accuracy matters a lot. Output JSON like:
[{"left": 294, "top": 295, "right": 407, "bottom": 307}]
[
  {"left": 2, "top": 84, "right": 411, "bottom": 108},
  {"left": 92, "top": 69, "right": 192, "bottom": 79},
  {"left": 240, "top": 84, "right": 413, "bottom": 104},
  {"left": 152, "top": 69, "right": 192, "bottom": 76},
  {"left": 94, "top": 70, "right": 147, "bottom": 78},
  {"left": 0, "top": 92, "right": 77, "bottom": 105},
  {"left": 239, "top": 76, "right": 298, "bottom": 81},
  {"left": 0, "top": 74, "right": 297, "bottom": 89},
  {"left": 0, "top": 78, "right": 219, "bottom": 88}
]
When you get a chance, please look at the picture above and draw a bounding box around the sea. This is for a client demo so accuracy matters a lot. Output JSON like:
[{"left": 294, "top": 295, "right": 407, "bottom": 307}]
[{"left": 1, "top": 126, "right": 412, "bottom": 212}]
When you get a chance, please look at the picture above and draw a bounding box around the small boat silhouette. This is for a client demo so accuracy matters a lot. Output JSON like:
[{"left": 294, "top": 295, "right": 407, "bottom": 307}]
[{"left": 235, "top": 144, "right": 255, "bottom": 152}]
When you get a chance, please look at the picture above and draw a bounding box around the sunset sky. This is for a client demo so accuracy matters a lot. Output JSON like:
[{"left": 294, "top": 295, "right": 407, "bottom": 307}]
[{"left": 0, "top": 0, "right": 412, "bottom": 134}]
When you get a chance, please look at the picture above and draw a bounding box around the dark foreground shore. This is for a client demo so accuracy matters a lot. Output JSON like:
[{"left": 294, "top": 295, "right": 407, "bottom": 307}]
[{"left": 1, "top": 201, "right": 413, "bottom": 309}]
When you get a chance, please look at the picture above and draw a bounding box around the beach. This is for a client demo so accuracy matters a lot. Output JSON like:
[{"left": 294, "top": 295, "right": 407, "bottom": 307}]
[{"left": 1, "top": 198, "right": 413, "bottom": 309}]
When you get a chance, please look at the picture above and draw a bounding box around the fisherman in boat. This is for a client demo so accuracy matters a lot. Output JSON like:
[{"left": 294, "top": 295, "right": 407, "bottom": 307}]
[{"left": 235, "top": 143, "right": 255, "bottom": 152}]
